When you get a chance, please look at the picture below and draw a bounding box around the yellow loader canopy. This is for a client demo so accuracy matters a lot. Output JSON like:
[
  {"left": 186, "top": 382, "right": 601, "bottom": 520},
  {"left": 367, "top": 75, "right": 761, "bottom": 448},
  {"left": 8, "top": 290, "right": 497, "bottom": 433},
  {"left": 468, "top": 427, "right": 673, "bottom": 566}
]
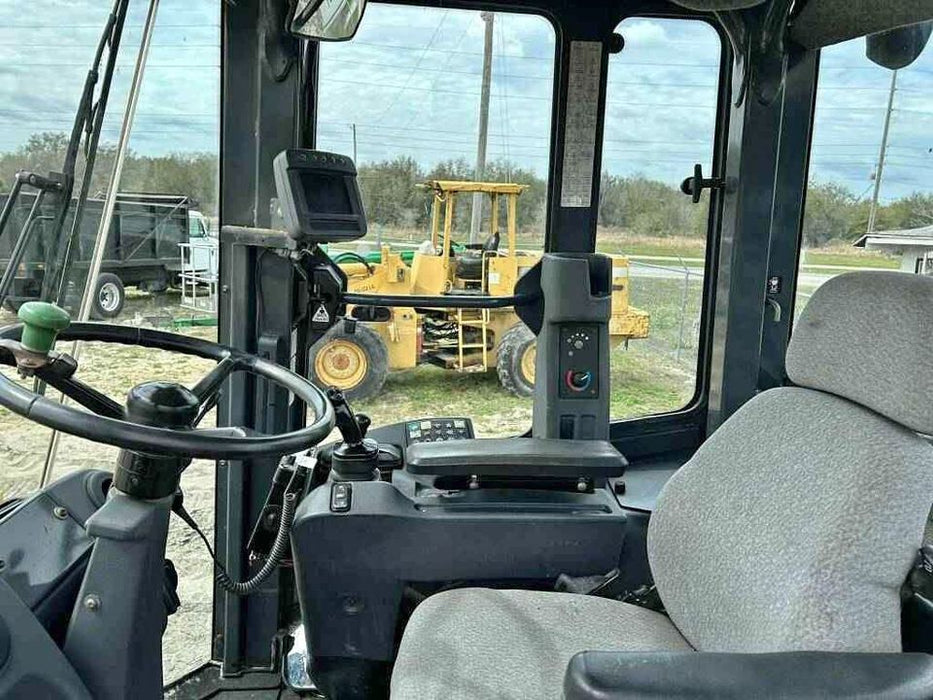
[{"left": 419, "top": 180, "right": 528, "bottom": 196}]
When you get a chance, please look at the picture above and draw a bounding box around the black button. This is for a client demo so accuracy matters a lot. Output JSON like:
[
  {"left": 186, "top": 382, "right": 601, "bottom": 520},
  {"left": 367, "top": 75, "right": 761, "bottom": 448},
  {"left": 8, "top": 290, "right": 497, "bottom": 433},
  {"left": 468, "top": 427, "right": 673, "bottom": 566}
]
[
  {"left": 559, "top": 416, "right": 575, "bottom": 439},
  {"left": 330, "top": 483, "right": 352, "bottom": 513}
]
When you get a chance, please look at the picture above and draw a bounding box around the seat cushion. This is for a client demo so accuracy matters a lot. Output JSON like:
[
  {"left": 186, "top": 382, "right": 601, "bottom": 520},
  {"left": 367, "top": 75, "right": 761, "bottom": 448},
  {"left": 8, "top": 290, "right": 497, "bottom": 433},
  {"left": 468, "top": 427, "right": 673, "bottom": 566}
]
[
  {"left": 391, "top": 589, "right": 691, "bottom": 700},
  {"left": 785, "top": 271, "right": 933, "bottom": 435},
  {"left": 648, "top": 386, "right": 933, "bottom": 654}
]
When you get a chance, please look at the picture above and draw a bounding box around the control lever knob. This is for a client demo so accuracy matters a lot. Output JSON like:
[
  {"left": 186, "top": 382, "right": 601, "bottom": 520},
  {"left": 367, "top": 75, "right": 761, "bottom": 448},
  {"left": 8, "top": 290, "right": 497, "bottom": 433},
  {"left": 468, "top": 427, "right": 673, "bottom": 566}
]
[
  {"left": 357, "top": 413, "right": 371, "bottom": 438},
  {"left": 328, "top": 388, "right": 364, "bottom": 446},
  {"left": 327, "top": 388, "right": 379, "bottom": 482},
  {"left": 18, "top": 301, "right": 70, "bottom": 355}
]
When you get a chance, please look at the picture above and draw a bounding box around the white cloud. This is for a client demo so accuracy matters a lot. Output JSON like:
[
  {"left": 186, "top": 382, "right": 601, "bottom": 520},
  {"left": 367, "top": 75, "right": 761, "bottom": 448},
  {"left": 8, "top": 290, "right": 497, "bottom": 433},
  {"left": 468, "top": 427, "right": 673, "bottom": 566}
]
[{"left": 0, "top": 3, "right": 929, "bottom": 202}]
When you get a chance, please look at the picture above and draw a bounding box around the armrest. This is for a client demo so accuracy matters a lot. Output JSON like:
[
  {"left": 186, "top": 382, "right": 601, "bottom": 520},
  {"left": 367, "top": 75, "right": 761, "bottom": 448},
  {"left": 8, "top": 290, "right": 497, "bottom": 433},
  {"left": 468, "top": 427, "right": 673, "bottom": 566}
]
[
  {"left": 563, "top": 650, "right": 933, "bottom": 700},
  {"left": 405, "top": 438, "right": 626, "bottom": 478}
]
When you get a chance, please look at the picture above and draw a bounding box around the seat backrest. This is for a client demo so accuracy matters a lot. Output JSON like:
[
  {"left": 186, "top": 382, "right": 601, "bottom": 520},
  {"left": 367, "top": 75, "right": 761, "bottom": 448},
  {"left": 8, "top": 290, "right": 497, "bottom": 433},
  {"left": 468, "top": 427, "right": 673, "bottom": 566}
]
[{"left": 647, "top": 271, "right": 933, "bottom": 654}]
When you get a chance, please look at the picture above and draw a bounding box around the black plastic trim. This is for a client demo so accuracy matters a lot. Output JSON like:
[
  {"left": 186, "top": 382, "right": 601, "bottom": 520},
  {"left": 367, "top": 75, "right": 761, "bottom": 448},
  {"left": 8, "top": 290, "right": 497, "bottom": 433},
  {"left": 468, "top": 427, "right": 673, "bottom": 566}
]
[
  {"left": 564, "top": 650, "right": 933, "bottom": 700},
  {"left": 406, "top": 438, "right": 626, "bottom": 477}
]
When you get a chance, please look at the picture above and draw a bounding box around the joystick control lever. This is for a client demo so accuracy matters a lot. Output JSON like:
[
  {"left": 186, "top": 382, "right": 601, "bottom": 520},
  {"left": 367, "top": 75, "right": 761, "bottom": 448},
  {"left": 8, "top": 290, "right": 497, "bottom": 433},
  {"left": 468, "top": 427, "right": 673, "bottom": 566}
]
[
  {"left": 329, "top": 388, "right": 372, "bottom": 444},
  {"left": 327, "top": 388, "right": 380, "bottom": 481}
]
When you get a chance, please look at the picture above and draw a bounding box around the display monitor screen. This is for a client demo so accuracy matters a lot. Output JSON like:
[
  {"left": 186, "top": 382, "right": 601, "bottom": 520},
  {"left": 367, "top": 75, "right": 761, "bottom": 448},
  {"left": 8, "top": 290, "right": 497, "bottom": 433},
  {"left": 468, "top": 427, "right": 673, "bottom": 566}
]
[
  {"left": 301, "top": 171, "right": 353, "bottom": 215},
  {"left": 273, "top": 149, "right": 366, "bottom": 242}
]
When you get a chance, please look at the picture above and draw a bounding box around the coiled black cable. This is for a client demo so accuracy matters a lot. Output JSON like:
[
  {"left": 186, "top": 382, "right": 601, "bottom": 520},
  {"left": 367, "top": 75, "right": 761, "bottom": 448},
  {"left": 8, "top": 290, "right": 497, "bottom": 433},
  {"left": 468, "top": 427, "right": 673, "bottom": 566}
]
[
  {"left": 174, "top": 489, "right": 299, "bottom": 597},
  {"left": 215, "top": 491, "right": 297, "bottom": 595}
]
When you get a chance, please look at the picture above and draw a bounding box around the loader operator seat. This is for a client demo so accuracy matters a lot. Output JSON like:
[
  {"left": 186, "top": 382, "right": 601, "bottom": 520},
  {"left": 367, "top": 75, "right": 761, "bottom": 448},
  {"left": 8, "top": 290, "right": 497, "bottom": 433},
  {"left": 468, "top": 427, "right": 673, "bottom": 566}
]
[
  {"left": 391, "top": 271, "right": 933, "bottom": 699},
  {"left": 457, "top": 230, "right": 500, "bottom": 280}
]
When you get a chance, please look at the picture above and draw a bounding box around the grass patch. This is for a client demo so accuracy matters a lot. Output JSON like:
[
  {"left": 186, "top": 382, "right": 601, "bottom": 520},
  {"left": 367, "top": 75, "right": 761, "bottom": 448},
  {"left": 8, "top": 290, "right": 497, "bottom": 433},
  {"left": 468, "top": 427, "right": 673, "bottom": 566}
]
[
  {"left": 596, "top": 232, "right": 706, "bottom": 260},
  {"left": 609, "top": 348, "right": 695, "bottom": 417},
  {"left": 351, "top": 345, "right": 694, "bottom": 437},
  {"left": 350, "top": 273, "right": 703, "bottom": 431},
  {"left": 800, "top": 249, "right": 898, "bottom": 269},
  {"left": 630, "top": 275, "right": 704, "bottom": 359},
  {"left": 363, "top": 227, "right": 900, "bottom": 271}
]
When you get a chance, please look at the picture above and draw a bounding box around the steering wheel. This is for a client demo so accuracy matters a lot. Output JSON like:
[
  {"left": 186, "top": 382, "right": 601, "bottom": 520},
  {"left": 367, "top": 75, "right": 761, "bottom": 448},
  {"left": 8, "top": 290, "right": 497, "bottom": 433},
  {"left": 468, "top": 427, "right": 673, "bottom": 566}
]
[{"left": 0, "top": 303, "right": 335, "bottom": 460}]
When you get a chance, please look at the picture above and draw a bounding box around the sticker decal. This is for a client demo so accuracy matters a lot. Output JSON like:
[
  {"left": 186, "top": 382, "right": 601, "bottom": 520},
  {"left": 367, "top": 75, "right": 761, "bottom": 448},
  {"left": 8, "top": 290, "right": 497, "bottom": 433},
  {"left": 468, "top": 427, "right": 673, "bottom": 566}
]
[
  {"left": 312, "top": 304, "right": 330, "bottom": 323},
  {"left": 560, "top": 41, "right": 603, "bottom": 208}
]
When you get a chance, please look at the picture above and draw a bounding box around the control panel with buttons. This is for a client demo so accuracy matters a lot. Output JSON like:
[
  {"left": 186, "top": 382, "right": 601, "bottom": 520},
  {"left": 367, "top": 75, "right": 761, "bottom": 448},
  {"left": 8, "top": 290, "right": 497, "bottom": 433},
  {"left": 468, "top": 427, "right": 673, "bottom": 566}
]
[
  {"left": 558, "top": 324, "right": 600, "bottom": 399},
  {"left": 405, "top": 417, "right": 475, "bottom": 445}
]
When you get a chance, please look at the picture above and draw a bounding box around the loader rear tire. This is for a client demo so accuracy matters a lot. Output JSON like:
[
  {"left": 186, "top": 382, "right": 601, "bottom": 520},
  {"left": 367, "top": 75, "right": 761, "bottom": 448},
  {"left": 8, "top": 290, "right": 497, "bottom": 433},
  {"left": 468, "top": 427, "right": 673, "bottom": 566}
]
[
  {"left": 309, "top": 323, "right": 389, "bottom": 400},
  {"left": 496, "top": 323, "right": 536, "bottom": 397}
]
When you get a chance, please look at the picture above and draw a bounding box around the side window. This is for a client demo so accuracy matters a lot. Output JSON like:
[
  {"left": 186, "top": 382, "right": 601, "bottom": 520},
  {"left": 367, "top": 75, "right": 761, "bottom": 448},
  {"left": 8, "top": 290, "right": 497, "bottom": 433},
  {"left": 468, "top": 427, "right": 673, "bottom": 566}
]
[
  {"left": 797, "top": 38, "right": 932, "bottom": 313},
  {"left": 316, "top": 5, "right": 555, "bottom": 435},
  {"left": 189, "top": 213, "right": 207, "bottom": 239},
  {"left": 595, "top": 17, "right": 722, "bottom": 420},
  {"left": 0, "top": 3, "right": 221, "bottom": 685}
]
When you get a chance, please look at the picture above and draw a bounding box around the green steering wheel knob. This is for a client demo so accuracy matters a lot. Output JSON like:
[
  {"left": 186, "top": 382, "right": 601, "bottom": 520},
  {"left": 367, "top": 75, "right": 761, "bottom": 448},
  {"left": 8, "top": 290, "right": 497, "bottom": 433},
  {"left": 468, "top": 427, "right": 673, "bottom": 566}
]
[{"left": 17, "top": 301, "right": 71, "bottom": 354}]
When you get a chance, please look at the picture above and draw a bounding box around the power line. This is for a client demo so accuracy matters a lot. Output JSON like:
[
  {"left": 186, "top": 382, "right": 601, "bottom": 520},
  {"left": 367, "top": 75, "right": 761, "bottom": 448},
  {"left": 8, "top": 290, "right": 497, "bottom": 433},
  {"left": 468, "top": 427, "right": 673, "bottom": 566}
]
[
  {"left": 496, "top": 19, "right": 512, "bottom": 177},
  {"left": 0, "top": 23, "right": 220, "bottom": 29},
  {"left": 319, "top": 56, "right": 551, "bottom": 82},
  {"left": 400, "top": 22, "right": 472, "bottom": 129},
  {"left": 0, "top": 42, "right": 217, "bottom": 48},
  {"left": 0, "top": 109, "right": 217, "bottom": 119},
  {"left": 323, "top": 121, "right": 902, "bottom": 153},
  {"left": 323, "top": 76, "right": 728, "bottom": 110},
  {"left": 317, "top": 129, "right": 718, "bottom": 157},
  {"left": 372, "top": 10, "right": 450, "bottom": 123},
  {"left": 318, "top": 127, "right": 709, "bottom": 153},
  {"left": 349, "top": 39, "right": 552, "bottom": 60}
]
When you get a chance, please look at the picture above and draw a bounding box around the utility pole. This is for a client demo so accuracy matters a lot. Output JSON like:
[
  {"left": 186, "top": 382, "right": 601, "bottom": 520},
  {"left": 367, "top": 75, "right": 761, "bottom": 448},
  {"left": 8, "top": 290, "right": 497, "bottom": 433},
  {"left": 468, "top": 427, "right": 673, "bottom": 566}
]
[
  {"left": 867, "top": 69, "right": 897, "bottom": 233},
  {"left": 350, "top": 122, "right": 358, "bottom": 163},
  {"left": 470, "top": 11, "right": 494, "bottom": 244}
]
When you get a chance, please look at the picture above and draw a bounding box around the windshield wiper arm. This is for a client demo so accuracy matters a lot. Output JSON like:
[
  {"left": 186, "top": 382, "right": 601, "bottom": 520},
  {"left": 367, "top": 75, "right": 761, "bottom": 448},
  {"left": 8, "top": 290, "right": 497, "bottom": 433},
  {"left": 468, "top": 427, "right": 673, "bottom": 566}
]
[{"left": 48, "top": 0, "right": 132, "bottom": 304}]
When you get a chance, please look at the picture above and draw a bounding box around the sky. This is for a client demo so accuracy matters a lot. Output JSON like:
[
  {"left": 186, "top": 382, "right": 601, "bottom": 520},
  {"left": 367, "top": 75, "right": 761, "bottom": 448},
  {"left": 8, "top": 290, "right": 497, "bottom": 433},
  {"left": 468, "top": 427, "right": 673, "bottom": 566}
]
[
  {"left": 0, "top": 0, "right": 220, "bottom": 155},
  {"left": 0, "top": 1, "right": 930, "bottom": 202}
]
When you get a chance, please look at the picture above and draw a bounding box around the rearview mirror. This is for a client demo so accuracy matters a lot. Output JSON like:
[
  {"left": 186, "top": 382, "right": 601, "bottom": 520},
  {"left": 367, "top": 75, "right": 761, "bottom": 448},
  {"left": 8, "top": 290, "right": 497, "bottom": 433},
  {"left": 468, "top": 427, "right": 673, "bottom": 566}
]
[
  {"left": 289, "top": 0, "right": 367, "bottom": 42},
  {"left": 866, "top": 21, "right": 932, "bottom": 70}
]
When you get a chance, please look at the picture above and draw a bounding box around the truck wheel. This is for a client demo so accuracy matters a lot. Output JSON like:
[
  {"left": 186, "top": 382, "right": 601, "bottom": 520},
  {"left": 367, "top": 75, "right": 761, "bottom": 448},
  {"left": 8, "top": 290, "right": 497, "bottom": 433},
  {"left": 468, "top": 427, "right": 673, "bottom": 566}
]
[
  {"left": 93, "top": 273, "right": 125, "bottom": 319},
  {"left": 309, "top": 324, "right": 388, "bottom": 400},
  {"left": 497, "top": 323, "right": 536, "bottom": 397}
]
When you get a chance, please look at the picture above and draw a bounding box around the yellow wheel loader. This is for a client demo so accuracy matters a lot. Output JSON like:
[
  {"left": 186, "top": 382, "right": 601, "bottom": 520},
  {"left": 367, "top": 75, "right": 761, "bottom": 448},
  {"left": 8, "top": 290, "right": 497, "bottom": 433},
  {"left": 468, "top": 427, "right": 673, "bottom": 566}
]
[{"left": 309, "top": 180, "right": 649, "bottom": 399}]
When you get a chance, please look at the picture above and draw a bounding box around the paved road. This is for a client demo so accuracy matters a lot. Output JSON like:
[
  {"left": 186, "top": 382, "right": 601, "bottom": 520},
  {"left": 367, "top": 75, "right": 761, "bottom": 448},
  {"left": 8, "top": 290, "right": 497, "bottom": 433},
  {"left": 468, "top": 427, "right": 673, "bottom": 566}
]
[
  {"left": 352, "top": 238, "right": 882, "bottom": 291},
  {"left": 630, "top": 260, "right": 863, "bottom": 291}
]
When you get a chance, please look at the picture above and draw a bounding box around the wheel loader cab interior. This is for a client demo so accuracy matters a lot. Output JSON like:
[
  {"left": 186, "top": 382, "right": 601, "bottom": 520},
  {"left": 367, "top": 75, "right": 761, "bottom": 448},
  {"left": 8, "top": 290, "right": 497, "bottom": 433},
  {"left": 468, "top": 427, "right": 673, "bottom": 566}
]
[{"left": 0, "top": 0, "right": 932, "bottom": 699}]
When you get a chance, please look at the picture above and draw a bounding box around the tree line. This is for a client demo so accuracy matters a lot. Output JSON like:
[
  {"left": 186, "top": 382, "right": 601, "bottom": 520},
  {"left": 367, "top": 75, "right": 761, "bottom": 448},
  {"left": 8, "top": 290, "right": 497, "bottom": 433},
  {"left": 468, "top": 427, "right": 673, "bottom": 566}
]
[
  {"left": 359, "top": 155, "right": 933, "bottom": 247},
  {"left": 3, "top": 133, "right": 931, "bottom": 248},
  {"left": 0, "top": 133, "right": 218, "bottom": 215}
]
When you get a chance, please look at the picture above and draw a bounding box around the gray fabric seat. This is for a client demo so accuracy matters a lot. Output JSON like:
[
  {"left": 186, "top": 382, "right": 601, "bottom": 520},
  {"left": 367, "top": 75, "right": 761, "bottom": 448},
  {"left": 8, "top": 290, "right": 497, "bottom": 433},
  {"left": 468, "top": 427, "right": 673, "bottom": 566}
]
[
  {"left": 391, "top": 589, "right": 691, "bottom": 700},
  {"left": 391, "top": 271, "right": 933, "bottom": 700}
]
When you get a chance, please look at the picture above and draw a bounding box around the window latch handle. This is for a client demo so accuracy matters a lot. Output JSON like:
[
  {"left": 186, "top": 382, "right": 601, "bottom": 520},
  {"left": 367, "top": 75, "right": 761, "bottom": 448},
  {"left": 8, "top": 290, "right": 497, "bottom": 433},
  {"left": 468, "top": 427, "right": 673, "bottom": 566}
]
[
  {"left": 680, "top": 163, "right": 724, "bottom": 204},
  {"left": 765, "top": 297, "right": 782, "bottom": 323}
]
